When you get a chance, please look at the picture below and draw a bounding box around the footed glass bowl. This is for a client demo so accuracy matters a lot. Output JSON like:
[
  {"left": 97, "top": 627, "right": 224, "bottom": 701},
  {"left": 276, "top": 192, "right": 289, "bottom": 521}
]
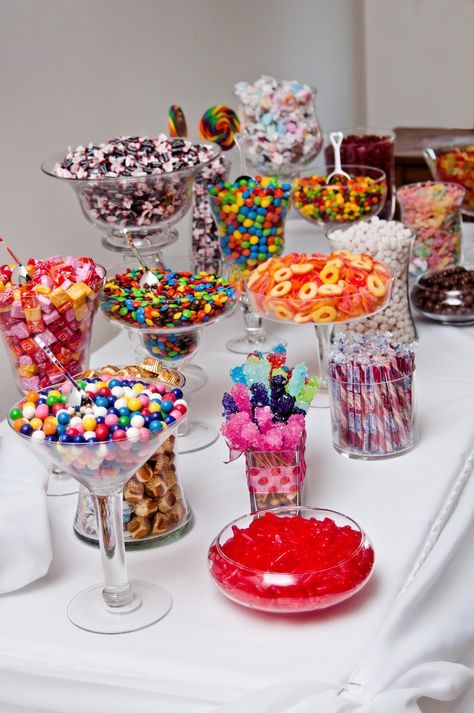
[
  {"left": 208, "top": 506, "right": 375, "bottom": 613},
  {"left": 42, "top": 142, "right": 221, "bottom": 252},
  {"left": 293, "top": 165, "right": 387, "bottom": 228},
  {"left": 410, "top": 266, "right": 474, "bottom": 326}
]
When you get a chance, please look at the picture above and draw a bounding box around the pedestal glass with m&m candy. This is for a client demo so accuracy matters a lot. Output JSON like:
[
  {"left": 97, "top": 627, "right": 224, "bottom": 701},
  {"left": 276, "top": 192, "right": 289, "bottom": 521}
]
[
  {"left": 246, "top": 252, "right": 393, "bottom": 407},
  {"left": 100, "top": 257, "right": 242, "bottom": 452},
  {"left": 324, "top": 129, "right": 396, "bottom": 219},
  {"left": 9, "top": 375, "right": 188, "bottom": 634},
  {"left": 42, "top": 135, "right": 220, "bottom": 258},
  {"left": 293, "top": 165, "right": 387, "bottom": 228},
  {"left": 208, "top": 507, "right": 375, "bottom": 613},
  {"left": 397, "top": 182, "right": 465, "bottom": 278},
  {"left": 210, "top": 176, "right": 291, "bottom": 354},
  {"left": 0, "top": 255, "right": 105, "bottom": 495}
]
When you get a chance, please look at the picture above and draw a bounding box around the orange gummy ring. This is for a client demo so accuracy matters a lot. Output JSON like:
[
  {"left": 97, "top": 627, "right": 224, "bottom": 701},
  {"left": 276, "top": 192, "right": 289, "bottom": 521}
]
[
  {"left": 297, "top": 282, "right": 318, "bottom": 300},
  {"left": 367, "top": 274, "right": 387, "bottom": 297},
  {"left": 312, "top": 305, "right": 338, "bottom": 323},
  {"left": 270, "top": 280, "right": 292, "bottom": 298}
]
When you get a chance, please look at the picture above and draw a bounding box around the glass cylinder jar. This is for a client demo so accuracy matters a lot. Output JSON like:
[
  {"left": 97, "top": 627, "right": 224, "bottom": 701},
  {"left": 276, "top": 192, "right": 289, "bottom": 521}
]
[
  {"left": 397, "top": 182, "right": 465, "bottom": 277},
  {"left": 235, "top": 77, "right": 323, "bottom": 178},
  {"left": 192, "top": 155, "right": 230, "bottom": 260},
  {"left": 327, "top": 218, "right": 417, "bottom": 344},
  {"left": 328, "top": 364, "right": 416, "bottom": 459},
  {"left": 325, "top": 128, "right": 395, "bottom": 219},
  {"left": 74, "top": 433, "right": 193, "bottom": 548},
  {"left": 244, "top": 431, "right": 306, "bottom": 512}
]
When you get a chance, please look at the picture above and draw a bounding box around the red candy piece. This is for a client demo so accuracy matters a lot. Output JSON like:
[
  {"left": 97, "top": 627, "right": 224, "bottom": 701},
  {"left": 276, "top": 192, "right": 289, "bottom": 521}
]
[{"left": 209, "top": 513, "right": 374, "bottom": 612}]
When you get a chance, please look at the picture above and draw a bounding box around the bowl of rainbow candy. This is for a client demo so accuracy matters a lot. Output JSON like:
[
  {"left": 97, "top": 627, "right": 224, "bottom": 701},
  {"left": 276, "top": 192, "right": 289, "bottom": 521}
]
[{"left": 293, "top": 165, "right": 387, "bottom": 228}]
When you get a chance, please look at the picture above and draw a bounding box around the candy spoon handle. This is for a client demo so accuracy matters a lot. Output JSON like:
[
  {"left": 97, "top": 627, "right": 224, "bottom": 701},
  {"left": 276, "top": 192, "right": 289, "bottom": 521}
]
[{"left": 33, "top": 335, "right": 92, "bottom": 407}]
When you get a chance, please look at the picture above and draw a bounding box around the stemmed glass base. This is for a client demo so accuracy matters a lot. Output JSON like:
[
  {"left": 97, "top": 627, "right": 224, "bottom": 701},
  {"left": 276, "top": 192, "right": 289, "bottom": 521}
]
[
  {"left": 67, "top": 580, "right": 172, "bottom": 634},
  {"left": 311, "top": 324, "right": 332, "bottom": 409},
  {"left": 101, "top": 229, "right": 179, "bottom": 257},
  {"left": 178, "top": 418, "right": 219, "bottom": 453},
  {"left": 227, "top": 293, "right": 287, "bottom": 355},
  {"left": 47, "top": 467, "right": 78, "bottom": 497}
]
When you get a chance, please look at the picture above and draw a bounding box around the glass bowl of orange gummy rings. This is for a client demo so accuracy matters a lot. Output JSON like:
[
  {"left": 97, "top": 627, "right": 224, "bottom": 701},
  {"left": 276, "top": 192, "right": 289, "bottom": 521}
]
[{"left": 246, "top": 251, "right": 393, "bottom": 325}]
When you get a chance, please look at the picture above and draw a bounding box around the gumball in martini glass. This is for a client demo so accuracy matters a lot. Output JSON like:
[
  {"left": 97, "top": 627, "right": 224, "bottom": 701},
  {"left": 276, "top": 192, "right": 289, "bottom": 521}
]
[{"left": 9, "top": 374, "right": 188, "bottom": 634}]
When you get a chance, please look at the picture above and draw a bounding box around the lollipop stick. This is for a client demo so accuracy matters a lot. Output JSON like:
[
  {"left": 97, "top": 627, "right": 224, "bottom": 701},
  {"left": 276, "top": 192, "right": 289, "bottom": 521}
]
[
  {"left": 33, "top": 336, "right": 92, "bottom": 407},
  {"left": 0, "top": 235, "right": 32, "bottom": 282}
]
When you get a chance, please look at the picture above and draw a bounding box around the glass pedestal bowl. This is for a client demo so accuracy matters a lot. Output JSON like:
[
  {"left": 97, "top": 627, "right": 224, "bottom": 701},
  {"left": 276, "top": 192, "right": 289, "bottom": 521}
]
[
  {"left": 100, "top": 257, "right": 242, "bottom": 452},
  {"left": 246, "top": 254, "right": 393, "bottom": 407},
  {"left": 208, "top": 506, "right": 375, "bottom": 613},
  {"left": 324, "top": 129, "right": 396, "bottom": 219},
  {"left": 42, "top": 141, "right": 221, "bottom": 255},
  {"left": 9, "top": 378, "right": 187, "bottom": 634},
  {"left": 423, "top": 137, "right": 474, "bottom": 217},
  {"left": 293, "top": 165, "right": 387, "bottom": 230}
]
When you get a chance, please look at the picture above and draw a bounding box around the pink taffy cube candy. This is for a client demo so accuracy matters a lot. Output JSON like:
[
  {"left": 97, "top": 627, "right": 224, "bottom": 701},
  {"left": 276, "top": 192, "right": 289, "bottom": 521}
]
[
  {"left": 8, "top": 322, "right": 29, "bottom": 340},
  {"left": 10, "top": 302, "right": 25, "bottom": 319},
  {"left": 21, "top": 376, "right": 40, "bottom": 390}
]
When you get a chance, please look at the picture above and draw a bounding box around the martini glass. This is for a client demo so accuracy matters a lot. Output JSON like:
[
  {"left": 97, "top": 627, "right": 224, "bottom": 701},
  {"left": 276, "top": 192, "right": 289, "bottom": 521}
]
[
  {"left": 42, "top": 142, "right": 221, "bottom": 259},
  {"left": 99, "top": 257, "right": 242, "bottom": 452},
  {"left": 246, "top": 267, "right": 393, "bottom": 408},
  {"left": 9, "top": 380, "right": 186, "bottom": 634}
]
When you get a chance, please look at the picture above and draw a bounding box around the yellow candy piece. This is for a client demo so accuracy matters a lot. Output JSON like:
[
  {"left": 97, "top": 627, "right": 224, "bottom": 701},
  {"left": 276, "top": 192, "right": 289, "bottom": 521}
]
[
  {"left": 149, "top": 401, "right": 162, "bottom": 413},
  {"left": 83, "top": 416, "right": 97, "bottom": 431},
  {"left": 127, "top": 397, "right": 142, "bottom": 412},
  {"left": 312, "top": 305, "right": 337, "bottom": 323},
  {"left": 367, "top": 275, "right": 386, "bottom": 297},
  {"left": 132, "top": 383, "right": 144, "bottom": 394},
  {"left": 30, "top": 417, "right": 43, "bottom": 431}
]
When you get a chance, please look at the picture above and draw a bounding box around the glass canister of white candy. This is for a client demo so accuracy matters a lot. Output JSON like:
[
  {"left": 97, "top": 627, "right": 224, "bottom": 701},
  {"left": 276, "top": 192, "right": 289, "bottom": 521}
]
[{"left": 327, "top": 217, "right": 417, "bottom": 344}]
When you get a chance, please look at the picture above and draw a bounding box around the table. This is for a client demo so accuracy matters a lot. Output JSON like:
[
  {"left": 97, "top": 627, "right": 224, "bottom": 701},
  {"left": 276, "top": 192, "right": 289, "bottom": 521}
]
[{"left": 0, "top": 222, "right": 473, "bottom": 713}]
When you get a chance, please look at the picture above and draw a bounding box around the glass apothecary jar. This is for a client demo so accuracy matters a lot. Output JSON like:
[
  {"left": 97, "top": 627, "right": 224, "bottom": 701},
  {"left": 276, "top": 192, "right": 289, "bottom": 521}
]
[
  {"left": 74, "top": 433, "right": 193, "bottom": 548},
  {"left": 244, "top": 430, "right": 306, "bottom": 511},
  {"left": 327, "top": 218, "right": 417, "bottom": 344},
  {"left": 397, "top": 181, "right": 465, "bottom": 277}
]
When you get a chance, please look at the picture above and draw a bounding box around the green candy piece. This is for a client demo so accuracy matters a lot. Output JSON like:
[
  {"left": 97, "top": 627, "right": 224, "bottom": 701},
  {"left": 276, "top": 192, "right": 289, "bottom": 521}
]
[
  {"left": 118, "top": 415, "right": 130, "bottom": 427},
  {"left": 9, "top": 407, "right": 22, "bottom": 421}
]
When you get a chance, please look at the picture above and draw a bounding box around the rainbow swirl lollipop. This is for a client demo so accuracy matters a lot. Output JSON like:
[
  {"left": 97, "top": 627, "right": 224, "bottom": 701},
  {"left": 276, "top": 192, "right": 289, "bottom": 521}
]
[
  {"left": 168, "top": 105, "right": 188, "bottom": 138},
  {"left": 199, "top": 105, "right": 240, "bottom": 151}
]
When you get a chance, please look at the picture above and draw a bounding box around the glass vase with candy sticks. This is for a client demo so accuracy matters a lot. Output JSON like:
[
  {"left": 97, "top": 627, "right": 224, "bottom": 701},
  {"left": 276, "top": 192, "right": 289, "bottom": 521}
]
[
  {"left": 0, "top": 249, "right": 105, "bottom": 495},
  {"left": 210, "top": 175, "right": 292, "bottom": 354},
  {"left": 9, "top": 374, "right": 188, "bottom": 634},
  {"left": 42, "top": 135, "right": 221, "bottom": 259},
  {"left": 99, "top": 256, "right": 242, "bottom": 453},
  {"left": 246, "top": 252, "right": 393, "bottom": 408}
]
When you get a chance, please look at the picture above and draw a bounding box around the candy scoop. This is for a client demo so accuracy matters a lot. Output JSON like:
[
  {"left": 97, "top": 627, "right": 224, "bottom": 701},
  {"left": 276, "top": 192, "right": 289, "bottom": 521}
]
[
  {"left": 0, "top": 235, "right": 32, "bottom": 284},
  {"left": 126, "top": 235, "right": 160, "bottom": 289},
  {"left": 326, "top": 131, "right": 351, "bottom": 183},
  {"left": 33, "top": 335, "right": 92, "bottom": 408}
]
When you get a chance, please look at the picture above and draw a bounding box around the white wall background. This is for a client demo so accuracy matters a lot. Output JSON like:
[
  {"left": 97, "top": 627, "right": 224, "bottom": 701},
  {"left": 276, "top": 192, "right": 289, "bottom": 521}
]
[
  {"left": 0, "top": 0, "right": 472, "bottom": 413},
  {"left": 364, "top": 0, "right": 474, "bottom": 128}
]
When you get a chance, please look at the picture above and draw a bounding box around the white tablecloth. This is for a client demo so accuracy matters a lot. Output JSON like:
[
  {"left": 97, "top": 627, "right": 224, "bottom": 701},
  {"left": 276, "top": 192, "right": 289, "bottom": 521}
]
[{"left": 0, "top": 222, "right": 473, "bottom": 713}]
